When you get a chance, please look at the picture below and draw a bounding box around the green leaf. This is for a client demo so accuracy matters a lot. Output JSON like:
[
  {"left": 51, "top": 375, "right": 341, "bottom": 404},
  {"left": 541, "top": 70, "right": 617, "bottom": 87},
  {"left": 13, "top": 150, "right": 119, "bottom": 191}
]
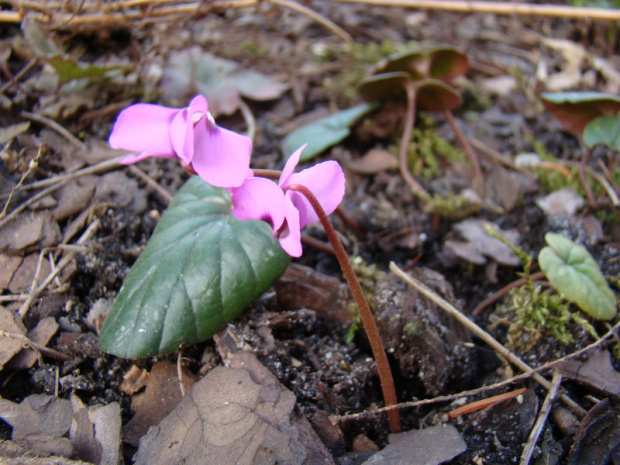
[
  {"left": 538, "top": 233, "right": 616, "bottom": 320},
  {"left": 583, "top": 115, "right": 620, "bottom": 150},
  {"left": 540, "top": 91, "right": 620, "bottom": 135},
  {"left": 99, "top": 177, "right": 290, "bottom": 358},
  {"left": 283, "top": 103, "right": 377, "bottom": 161}
]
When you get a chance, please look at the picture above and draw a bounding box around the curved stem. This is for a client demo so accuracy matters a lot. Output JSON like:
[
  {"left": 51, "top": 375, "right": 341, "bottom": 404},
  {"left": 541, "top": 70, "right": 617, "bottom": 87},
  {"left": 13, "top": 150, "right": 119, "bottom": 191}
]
[
  {"left": 286, "top": 183, "right": 401, "bottom": 433},
  {"left": 401, "top": 86, "right": 429, "bottom": 200},
  {"left": 444, "top": 110, "right": 484, "bottom": 192}
]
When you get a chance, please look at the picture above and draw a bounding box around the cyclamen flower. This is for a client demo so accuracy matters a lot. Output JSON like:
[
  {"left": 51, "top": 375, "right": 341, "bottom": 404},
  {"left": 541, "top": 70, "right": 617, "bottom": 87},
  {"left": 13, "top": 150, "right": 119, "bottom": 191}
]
[
  {"left": 109, "top": 95, "right": 252, "bottom": 188},
  {"left": 231, "top": 144, "right": 345, "bottom": 257}
]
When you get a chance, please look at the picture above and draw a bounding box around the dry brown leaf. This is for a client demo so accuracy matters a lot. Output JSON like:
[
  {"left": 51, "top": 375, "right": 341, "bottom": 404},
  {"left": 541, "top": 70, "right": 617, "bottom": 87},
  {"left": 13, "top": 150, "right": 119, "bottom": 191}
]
[
  {"left": 70, "top": 394, "right": 122, "bottom": 465},
  {"left": 0, "top": 394, "right": 73, "bottom": 440},
  {"left": 53, "top": 176, "right": 98, "bottom": 220},
  {"left": 362, "top": 424, "right": 467, "bottom": 465},
  {"left": 347, "top": 149, "right": 398, "bottom": 175},
  {"left": 0, "top": 212, "right": 61, "bottom": 252},
  {"left": 558, "top": 350, "right": 620, "bottom": 398},
  {"left": 119, "top": 365, "right": 149, "bottom": 395},
  {"left": 5, "top": 317, "right": 59, "bottom": 371},
  {"left": 0, "top": 255, "right": 23, "bottom": 290},
  {"left": 536, "top": 188, "right": 584, "bottom": 220},
  {"left": 0, "top": 306, "right": 27, "bottom": 371},
  {"left": 452, "top": 219, "right": 520, "bottom": 266},
  {"left": 7, "top": 253, "right": 51, "bottom": 294},
  {"left": 122, "top": 360, "right": 197, "bottom": 447},
  {"left": 134, "top": 351, "right": 335, "bottom": 465},
  {"left": 0, "top": 122, "right": 30, "bottom": 145}
]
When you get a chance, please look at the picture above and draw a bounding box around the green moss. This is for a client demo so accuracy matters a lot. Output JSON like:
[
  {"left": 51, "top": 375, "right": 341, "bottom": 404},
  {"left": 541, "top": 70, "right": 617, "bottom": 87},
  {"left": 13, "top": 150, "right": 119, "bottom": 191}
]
[
  {"left": 403, "top": 321, "right": 419, "bottom": 338},
  {"left": 488, "top": 229, "right": 599, "bottom": 351},
  {"left": 424, "top": 192, "right": 482, "bottom": 220}
]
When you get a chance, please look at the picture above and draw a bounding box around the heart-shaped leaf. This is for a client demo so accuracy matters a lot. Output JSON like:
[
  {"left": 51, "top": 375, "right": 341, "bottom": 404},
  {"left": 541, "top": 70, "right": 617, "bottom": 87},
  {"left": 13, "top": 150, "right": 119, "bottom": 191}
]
[
  {"left": 540, "top": 91, "right": 620, "bottom": 135},
  {"left": 416, "top": 79, "right": 463, "bottom": 112},
  {"left": 282, "top": 103, "right": 377, "bottom": 161},
  {"left": 160, "top": 47, "right": 288, "bottom": 116},
  {"left": 358, "top": 72, "right": 412, "bottom": 102},
  {"left": 374, "top": 46, "right": 468, "bottom": 83},
  {"left": 99, "top": 177, "right": 290, "bottom": 358},
  {"left": 538, "top": 233, "right": 616, "bottom": 320},
  {"left": 583, "top": 114, "right": 620, "bottom": 150}
]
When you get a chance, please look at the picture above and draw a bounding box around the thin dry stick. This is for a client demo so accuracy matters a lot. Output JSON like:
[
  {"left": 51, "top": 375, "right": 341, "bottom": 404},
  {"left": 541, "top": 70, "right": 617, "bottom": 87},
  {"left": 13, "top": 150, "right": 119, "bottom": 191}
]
[
  {"left": 128, "top": 165, "right": 173, "bottom": 204},
  {"left": 472, "top": 271, "right": 545, "bottom": 316},
  {"left": 520, "top": 370, "right": 563, "bottom": 465},
  {"left": 389, "top": 261, "right": 587, "bottom": 418},
  {"left": 268, "top": 0, "right": 353, "bottom": 45},
  {"left": 447, "top": 387, "right": 527, "bottom": 419},
  {"left": 0, "top": 146, "right": 42, "bottom": 219},
  {"left": 287, "top": 183, "right": 401, "bottom": 433},
  {"left": 444, "top": 110, "right": 484, "bottom": 190},
  {"left": 20, "top": 156, "right": 124, "bottom": 191},
  {"left": 331, "top": 0, "right": 620, "bottom": 20},
  {"left": 0, "top": 330, "right": 73, "bottom": 362},
  {"left": 335, "top": 320, "right": 618, "bottom": 423},
  {"left": 18, "top": 219, "right": 100, "bottom": 318},
  {"left": 21, "top": 111, "right": 86, "bottom": 151}
]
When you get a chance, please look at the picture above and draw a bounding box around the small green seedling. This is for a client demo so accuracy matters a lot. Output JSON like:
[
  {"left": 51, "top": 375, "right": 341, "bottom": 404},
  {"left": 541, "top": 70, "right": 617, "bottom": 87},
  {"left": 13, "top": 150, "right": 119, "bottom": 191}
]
[
  {"left": 538, "top": 233, "right": 617, "bottom": 321},
  {"left": 358, "top": 46, "right": 483, "bottom": 199}
]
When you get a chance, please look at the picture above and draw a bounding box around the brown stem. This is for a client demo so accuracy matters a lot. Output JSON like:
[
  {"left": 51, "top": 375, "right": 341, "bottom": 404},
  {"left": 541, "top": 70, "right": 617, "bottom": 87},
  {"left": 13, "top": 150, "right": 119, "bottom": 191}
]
[
  {"left": 444, "top": 110, "right": 484, "bottom": 192},
  {"left": 286, "top": 183, "right": 401, "bottom": 433},
  {"left": 401, "top": 86, "right": 429, "bottom": 200},
  {"left": 579, "top": 147, "right": 597, "bottom": 208}
]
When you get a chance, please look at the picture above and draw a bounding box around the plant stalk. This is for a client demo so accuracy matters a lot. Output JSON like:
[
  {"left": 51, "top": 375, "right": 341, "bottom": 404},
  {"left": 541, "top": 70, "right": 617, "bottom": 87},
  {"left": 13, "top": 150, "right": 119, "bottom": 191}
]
[
  {"left": 401, "top": 86, "right": 429, "bottom": 200},
  {"left": 287, "top": 183, "right": 401, "bottom": 433}
]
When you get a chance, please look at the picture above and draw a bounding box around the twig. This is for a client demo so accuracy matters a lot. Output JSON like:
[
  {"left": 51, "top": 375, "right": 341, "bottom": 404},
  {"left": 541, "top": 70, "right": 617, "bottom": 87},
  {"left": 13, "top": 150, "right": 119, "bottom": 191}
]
[
  {"left": 447, "top": 387, "right": 527, "bottom": 419},
  {"left": 0, "top": 330, "right": 73, "bottom": 362},
  {"left": 20, "top": 111, "right": 86, "bottom": 151},
  {"left": 128, "top": 165, "right": 173, "bottom": 205},
  {"left": 331, "top": 0, "right": 620, "bottom": 20},
  {"left": 18, "top": 219, "right": 100, "bottom": 318},
  {"left": 389, "top": 262, "right": 587, "bottom": 418},
  {"left": 288, "top": 183, "right": 401, "bottom": 433},
  {"left": 20, "top": 156, "right": 124, "bottom": 191},
  {"left": 335, "top": 320, "right": 618, "bottom": 423},
  {"left": 472, "top": 271, "right": 545, "bottom": 316},
  {"left": 520, "top": 370, "right": 563, "bottom": 465},
  {"left": 0, "top": 145, "right": 41, "bottom": 219},
  {"left": 268, "top": 0, "right": 353, "bottom": 45}
]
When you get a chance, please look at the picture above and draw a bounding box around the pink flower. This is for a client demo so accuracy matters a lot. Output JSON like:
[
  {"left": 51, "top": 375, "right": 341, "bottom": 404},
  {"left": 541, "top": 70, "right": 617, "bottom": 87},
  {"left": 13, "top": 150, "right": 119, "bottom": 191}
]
[
  {"left": 231, "top": 145, "right": 345, "bottom": 257},
  {"left": 108, "top": 95, "right": 252, "bottom": 188}
]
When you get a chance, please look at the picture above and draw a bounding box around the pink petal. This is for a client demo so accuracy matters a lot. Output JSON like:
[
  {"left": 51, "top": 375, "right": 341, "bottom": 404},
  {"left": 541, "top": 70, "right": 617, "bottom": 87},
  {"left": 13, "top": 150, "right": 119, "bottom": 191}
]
[
  {"left": 278, "top": 197, "right": 303, "bottom": 257},
  {"left": 109, "top": 103, "right": 179, "bottom": 157},
  {"left": 169, "top": 95, "right": 209, "bottom": 164},
  {"left": 231, "top": 177, "right": 285, "bottom": 232},
  {"left": 191, "top": 123, "right": 252, "bottom": 188},
  {"left": 279, "top": 144, "right": 306, "bottom": 187},
  {"left": 286, "top": 160, "right": 345, "bottom": 227}
]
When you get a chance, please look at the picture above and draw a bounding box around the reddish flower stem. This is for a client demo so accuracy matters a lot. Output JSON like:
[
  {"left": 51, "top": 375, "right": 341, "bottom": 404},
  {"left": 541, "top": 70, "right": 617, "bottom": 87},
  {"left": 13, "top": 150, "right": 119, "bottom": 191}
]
[
  {"left": 401, "top": 85, "right": 430, "bottom": 199},
  {"left": 286, "top": 183, "right": 401, "bottom": 433}
]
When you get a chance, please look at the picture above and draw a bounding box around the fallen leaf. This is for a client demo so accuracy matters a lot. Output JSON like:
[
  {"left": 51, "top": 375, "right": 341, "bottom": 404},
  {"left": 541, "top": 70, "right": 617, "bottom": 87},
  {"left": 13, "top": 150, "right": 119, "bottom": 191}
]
[
  {"left": 0, "top": 306, "right": 27, "bottom": 371},
  {"left": 362, "top": 424, "right": 467, "bottom": 465},
  {"left": 566, "top": 399, "right": 620, "bottom": 465},
  {"left": 134, "top": 351, "right": 335, "bottom": 465},
  {"left": 0, "top": 394, "right": 73, "bottom": 439},
  {"left": 122, "top": 360, "right": 197, "bottom": 447},
  {"left": 5, "top": 317, "right": 58, "bottom": 371},
  {"left": 0, "top": 212, "right": 62, "bottom": 252},
  {"left": 536, "top": 188, "right": 584, "bottom": 219},
  {"left": 557, "top": 350, "right": 620, "bottom": 397},
  {"left": 0, "top": 122, "right": 30, "bottom": 146},
  {"left": 452, "top": 219, "right": 521, "bottom": 266},
  {"left": 70, "top": 394, "right": 122, "bottom": 465},
  {"left": 0, "top": 254, "right": 23, "bottom": 290},
  {"left": 8, "top": 253, "right": 52, "bottom": 294},
  {"left": 346, "top": 149, "right": 398, "bottom": 174},
  {"left": 119, "top": 365, "right": 149, "bottom": 395},
  {"left": 160, "top": 47, "right": 287, "bottom": 116},
  {"left": 53, "top": 175, "right": 98, "bottom": 220}
]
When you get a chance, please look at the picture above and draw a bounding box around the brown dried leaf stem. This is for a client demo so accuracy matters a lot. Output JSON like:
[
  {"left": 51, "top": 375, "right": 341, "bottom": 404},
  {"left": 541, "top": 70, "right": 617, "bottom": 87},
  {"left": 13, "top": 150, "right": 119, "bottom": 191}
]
[
  {"left": 389, "top": 261, "right": 587, "bottom": 418},
  {"left": 447, "top": 387, "right": 527, "bottom": 419},
  {"left": 287, "top": 183, "right": 401, "bottom": 433}
]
